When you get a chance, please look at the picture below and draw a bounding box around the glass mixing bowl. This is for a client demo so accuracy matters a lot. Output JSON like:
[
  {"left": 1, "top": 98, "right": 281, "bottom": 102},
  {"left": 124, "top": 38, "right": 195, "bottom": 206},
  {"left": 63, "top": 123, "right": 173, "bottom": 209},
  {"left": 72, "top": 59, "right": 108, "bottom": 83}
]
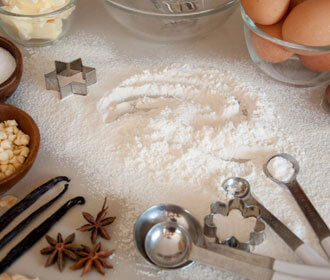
[
  {"left": 0, "top": 0, "right": 76, "bottom": 47},
  {"left": 241, "top": 6, "right": 330, "bottom": 87},
  {"left": 103, "top": 0, "right": 239, "bottom": 42}
]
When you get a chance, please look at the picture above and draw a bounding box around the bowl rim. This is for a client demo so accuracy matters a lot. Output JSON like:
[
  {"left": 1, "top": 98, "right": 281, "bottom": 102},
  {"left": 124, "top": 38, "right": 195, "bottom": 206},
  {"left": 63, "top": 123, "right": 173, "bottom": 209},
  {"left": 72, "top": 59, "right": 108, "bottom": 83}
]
[
  {"left": 241, "top": 5, "right": 330, "bottom": 52},
  {"left": 104, "top": 0, "right": 239, "bottom": 18},
  {"left": 0, "top": 0, "right": 76, "bottom": 18},
  {"left": 0, "top": 103, "right": 40, "bottom": 187},
  {"left": 0, "top": 36, "right": 23, "bottom": 91}
]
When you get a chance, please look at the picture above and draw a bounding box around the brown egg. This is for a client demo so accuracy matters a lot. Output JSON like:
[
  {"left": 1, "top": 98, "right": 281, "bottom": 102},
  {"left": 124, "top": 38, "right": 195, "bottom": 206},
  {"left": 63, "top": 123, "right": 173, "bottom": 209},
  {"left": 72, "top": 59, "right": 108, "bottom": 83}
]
[
  {"left": 299, "top": 53, "right": 330, "bottom": 72},
  {"left": 251, "top": 21, "right": 293, "bottom": 63},
  {"left": 241, "top": 0, "right": 290, "bottom": 25},
  {"left": 282, "top": 0, "right": 330, "bottom": 46}
]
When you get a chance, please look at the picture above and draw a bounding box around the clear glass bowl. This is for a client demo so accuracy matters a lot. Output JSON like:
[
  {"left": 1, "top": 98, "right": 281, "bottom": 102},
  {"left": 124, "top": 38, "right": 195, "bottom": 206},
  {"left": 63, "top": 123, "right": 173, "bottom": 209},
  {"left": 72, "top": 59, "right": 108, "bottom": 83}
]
[
  {"left": 0, "top": 0, "right": 76, "bottom": 47},
  {"left": 103, "top": 0, "right": 239, "bottom": 42},
  {"left": 241, "top": 6, "right": 330, "bottom": 87}
]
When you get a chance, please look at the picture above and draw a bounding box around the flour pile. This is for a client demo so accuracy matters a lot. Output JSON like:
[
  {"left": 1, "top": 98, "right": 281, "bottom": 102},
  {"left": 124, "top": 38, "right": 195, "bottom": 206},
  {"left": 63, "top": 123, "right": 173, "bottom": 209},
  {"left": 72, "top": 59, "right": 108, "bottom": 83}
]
[{"left": 98, "top": 64, "right": 297, "bottom": 198}]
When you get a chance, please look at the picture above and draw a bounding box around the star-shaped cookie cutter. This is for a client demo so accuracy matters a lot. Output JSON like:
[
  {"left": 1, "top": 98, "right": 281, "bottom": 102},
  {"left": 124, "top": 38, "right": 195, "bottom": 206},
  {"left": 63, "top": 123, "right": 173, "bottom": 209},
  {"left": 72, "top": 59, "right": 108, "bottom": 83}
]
[
  {"left": 204, "top": 198, "right": 266, "bottom": 252},
  {"left": 44, "top": 58, "right": 96, "bottom": 100}
]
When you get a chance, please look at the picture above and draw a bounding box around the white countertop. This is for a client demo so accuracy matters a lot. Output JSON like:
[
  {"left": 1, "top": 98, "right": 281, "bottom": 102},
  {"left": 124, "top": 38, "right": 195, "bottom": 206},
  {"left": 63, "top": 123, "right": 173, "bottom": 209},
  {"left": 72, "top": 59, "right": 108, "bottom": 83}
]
[{"left": 0, "top": 0, "right": 329, "bottom": 279}]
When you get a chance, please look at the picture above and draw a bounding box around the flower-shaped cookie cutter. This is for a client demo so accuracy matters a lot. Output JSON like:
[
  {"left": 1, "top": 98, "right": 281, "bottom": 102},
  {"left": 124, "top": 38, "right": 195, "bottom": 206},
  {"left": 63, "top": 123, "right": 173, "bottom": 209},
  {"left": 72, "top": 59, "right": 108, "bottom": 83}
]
[
  {"left": 44, "top": 58, "right": 96, "bottom": 100},
  {"left": 204, "top": 198, "right": 266, "bottom": 252}
]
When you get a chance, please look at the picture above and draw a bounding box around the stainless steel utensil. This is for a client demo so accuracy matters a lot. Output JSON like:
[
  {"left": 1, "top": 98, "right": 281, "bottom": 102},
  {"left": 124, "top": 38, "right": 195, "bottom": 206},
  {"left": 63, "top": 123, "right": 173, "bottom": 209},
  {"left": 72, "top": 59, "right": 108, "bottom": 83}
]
[
  {"left": 264, "top": 153, "right": 330, "bottom": 260},
  {"left": 221, "top": 177, "right": 328, "bottom": 266},
  {"left": 133, "top": 203, "right": 204, "bottom": 269},
  {"left": 204, "top": 198, "right": 266, "bottom": 251},
  {"left": 134, "top": 204, "right": 330, "bottom": 279},
  {"left": 44, "top": 59, "right": 96, "bottom": 100},
  {"left": 144, "top": 221, "right": 330, "bottom": 280}
]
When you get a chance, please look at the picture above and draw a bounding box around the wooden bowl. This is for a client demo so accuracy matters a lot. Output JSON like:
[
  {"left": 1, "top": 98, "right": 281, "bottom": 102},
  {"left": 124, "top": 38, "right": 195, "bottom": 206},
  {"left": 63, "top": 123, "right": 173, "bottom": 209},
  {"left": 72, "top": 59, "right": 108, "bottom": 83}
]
[
  {"left": 0, "top": 103, "right": 40, "bottom": 194},
  {"left": 0, "top": 36, "right": 23, "bottom": 102}
]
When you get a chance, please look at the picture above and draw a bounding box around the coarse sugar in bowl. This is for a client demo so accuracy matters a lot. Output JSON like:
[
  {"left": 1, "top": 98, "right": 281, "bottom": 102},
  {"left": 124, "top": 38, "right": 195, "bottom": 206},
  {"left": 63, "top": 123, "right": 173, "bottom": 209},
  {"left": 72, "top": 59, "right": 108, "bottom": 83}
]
[
  {"left": 0, "top": 0, "right": 76, "bottom": 47},
  {"left": 241, "top": 6, "right": 330, "bottom": 87}
]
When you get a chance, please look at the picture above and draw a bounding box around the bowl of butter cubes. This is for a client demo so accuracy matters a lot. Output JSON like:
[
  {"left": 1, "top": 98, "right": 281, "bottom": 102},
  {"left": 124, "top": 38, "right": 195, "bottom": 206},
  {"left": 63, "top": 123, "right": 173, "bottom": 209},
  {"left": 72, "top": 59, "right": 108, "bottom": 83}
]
[{"left": 0, "top": 0, "right": 76, "bottom": 47}]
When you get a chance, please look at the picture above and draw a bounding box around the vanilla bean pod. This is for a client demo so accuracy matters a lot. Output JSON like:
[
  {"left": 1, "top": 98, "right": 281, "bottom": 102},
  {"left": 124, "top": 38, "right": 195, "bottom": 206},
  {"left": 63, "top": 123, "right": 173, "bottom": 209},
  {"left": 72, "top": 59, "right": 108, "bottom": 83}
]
[
  {"left": 0, "top": 184, "right": 70, "bottom": 251},
  {"left": 0, "top": 196, "right": 85, "bottom": 273},
  {"left": 0, "top": 176, "right": 70, "bottom": 233}
]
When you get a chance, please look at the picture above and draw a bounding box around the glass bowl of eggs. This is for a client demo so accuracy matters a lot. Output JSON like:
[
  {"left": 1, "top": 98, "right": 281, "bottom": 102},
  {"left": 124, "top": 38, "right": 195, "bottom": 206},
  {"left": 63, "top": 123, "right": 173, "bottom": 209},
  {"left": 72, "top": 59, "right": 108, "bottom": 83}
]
[
  {"left": 103, "top": 0, "right": 239, "bottom": 42},
  {"left": 0, "top": 0, "right": 76, "bottom": 47},
  {"left": 241, "top": 0, "right": 330, "bottom": 87}
]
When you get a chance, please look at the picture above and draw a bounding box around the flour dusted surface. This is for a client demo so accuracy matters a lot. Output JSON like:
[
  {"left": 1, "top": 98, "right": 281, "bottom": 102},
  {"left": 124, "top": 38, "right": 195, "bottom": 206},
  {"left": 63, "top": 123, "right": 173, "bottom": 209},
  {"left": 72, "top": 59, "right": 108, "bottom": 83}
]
[
  {"left": 98, "top": 64, "right": 297, "bottom": 196},
  {"left": 7, "top": 30, "right": 330, "bottom": 280}
]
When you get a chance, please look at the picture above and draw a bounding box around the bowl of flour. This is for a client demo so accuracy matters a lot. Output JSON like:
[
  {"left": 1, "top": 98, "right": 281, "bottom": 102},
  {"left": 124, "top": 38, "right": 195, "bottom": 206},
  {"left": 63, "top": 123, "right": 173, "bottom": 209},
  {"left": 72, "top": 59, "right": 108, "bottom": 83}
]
[{"left": 0, "top": 36, "right": 23, "bottom": 102}]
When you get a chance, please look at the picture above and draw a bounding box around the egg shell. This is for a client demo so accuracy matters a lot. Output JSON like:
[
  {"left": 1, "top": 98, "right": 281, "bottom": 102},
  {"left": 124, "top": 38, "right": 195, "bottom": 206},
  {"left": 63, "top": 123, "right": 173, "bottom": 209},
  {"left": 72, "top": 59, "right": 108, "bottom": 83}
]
[
  {"left": 282, "top": 0, "right": 330, "bottom": 46},
  {"left": 241, "top": 0, "right": 290, "bottom": 25},
  {"left": 251, "top": 22, "right": 293, "bottom": 63},
  {"left": 299, "top": 53, "right": 330, "bottom": 72}
]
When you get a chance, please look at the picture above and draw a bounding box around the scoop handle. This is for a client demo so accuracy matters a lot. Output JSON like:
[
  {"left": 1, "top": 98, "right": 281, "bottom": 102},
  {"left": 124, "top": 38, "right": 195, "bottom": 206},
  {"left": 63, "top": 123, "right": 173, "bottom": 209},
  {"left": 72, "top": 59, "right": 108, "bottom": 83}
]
[
  {"left": 190, "top": 244, "right": 274, "bottom": 280},
  {"left": 271, "top": 272, "right": 307, "bottom": 280},
  {"left": 295, "top": 243, "right": 329, "bottom": 266},
  {"left": 321, "top": 236, "right": 330, "bottom": 260},
  {"left": 274, "top": 260, "right": 330, "bottom": 279},
  {"left": 287, "top": 180, "right": 330, "bottom": 260}
]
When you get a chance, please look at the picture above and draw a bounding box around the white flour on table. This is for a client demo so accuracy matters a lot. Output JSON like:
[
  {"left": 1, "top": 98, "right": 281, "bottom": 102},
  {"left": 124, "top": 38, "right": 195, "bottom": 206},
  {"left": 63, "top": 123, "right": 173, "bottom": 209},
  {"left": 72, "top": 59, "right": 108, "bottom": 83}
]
[
  {"left": 97, "top": 64, "right": 298, "bottom": 196},
  {"left": 9, "top": 32, "right": 329, "bottom": 280}
]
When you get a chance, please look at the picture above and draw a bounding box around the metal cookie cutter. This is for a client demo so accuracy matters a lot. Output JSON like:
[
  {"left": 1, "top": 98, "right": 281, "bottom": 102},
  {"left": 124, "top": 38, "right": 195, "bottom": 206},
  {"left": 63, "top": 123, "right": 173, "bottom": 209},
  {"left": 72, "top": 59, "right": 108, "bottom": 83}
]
[
  {"left": 204, "top": 198, "right": 265, "bottom": 252},
  {"left": 44, "top": 58, "right": 96, "bottom": 100}
]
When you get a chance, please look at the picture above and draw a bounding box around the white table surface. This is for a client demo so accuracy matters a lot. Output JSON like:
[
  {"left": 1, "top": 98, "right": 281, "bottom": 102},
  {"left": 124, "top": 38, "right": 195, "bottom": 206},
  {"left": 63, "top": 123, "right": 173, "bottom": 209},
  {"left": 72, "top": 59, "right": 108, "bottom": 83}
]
[{"left": 0, "top": 0, "right": 329, "bottom": 279}]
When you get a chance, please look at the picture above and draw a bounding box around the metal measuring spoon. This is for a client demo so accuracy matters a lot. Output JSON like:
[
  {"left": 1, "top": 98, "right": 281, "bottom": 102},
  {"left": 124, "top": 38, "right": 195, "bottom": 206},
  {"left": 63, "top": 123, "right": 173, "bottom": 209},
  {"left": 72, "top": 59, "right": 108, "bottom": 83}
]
[
  {"left": 144, "top": 221, "right": 330, "bottom": 280},
  {"left": 134, "top": 204, "right": 282, "bottom": 270},
  {"left": 222, "top": 177, "right": 329, "bottom": 266},
  {"left": 264, "top": 153, "right": 330, "bottom": 260},
  {"left": 133, "top": 203, "right": 204, "bottom": 269}
]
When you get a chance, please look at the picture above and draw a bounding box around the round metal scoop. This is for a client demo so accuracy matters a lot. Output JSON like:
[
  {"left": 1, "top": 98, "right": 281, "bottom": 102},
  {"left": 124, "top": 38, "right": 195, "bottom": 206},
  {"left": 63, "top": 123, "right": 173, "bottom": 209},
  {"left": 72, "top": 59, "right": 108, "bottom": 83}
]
[
  {"left": 133, "top": 204, "right": 204, "bottom": 269},
  {"left": 222, "top": 177, "right": 251, "bottom": 198},
  {"left": 145, "top": 222, "right": 191, "bottom": 268}
]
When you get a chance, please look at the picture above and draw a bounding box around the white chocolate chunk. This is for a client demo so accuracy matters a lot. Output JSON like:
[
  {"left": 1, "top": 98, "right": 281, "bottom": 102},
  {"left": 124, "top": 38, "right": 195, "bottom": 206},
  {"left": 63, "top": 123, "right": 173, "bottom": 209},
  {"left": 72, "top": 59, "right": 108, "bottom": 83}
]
[
  {"left": 0, "top": 120, "right": 30, "bottom": 181},
  {"left": 0, "top": 195, "right": 18, "bottom": 208},
  {"left": 0, "top": 152, "right": 9, "bottom": 161},
  {"left": 1, "top": 140, "right": 11, "bottom": 150}
]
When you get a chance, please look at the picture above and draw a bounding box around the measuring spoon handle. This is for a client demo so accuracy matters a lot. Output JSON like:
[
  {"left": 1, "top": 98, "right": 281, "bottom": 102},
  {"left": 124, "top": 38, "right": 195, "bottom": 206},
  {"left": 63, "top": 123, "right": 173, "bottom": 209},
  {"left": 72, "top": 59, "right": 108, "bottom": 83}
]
[
  {"left": 287, "top": 180, "right": 330, "bottom": 259},
  {"left": 254, "top": 201, "right": 329, "bottom": 266},
  {"left": 191, "top": 244, "right": 330, "bottom": 279},
  {"left": 295, "top": 243, "right": 330, "bottom": 266},
  {"left": 273, "top": 260, "right": 330, "bottom": 279},
  {"left": 321, "top": 237, "right": 330, "bottom": 260},
  {"left": 190, "top": 243, "right": 274, "bottom": 280}
]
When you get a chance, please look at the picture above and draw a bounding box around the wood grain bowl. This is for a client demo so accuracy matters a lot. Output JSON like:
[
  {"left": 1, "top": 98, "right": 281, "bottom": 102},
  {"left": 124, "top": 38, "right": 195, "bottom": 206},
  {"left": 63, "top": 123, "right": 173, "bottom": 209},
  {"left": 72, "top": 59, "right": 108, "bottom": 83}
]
[
  {"left": 0, "top": 103, "right": 40, "bottom": 194},
  {"left": 0, "top": 36, "right": 23, "bottom": 102}
]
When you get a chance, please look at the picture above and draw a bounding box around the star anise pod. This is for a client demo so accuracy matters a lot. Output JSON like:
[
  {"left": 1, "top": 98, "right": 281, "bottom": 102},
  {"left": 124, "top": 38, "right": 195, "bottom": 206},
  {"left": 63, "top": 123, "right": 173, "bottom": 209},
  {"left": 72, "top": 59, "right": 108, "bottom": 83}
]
[
  {"left": 40, "top": 233, "right": 80, "bottom": 271},
  {"left": 71, "top": 242, "right": 114, "bottom": 277},
  {"left": 77, "top": 198, "right": 116, "bottom": 244}
]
